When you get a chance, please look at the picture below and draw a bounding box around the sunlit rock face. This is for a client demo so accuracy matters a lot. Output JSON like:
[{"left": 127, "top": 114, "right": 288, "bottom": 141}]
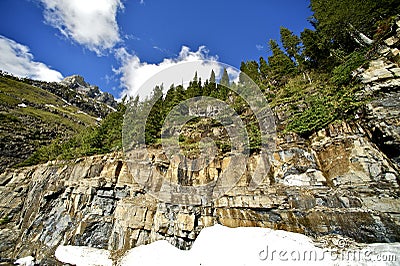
[{"left": 1, "top": 115, "right": 400, "bottom": 264}]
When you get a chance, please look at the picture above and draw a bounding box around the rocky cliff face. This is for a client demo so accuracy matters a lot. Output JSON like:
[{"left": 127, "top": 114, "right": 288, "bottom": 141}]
[{"left": 1, "top": 116, "right": 400, "bottom": 264}]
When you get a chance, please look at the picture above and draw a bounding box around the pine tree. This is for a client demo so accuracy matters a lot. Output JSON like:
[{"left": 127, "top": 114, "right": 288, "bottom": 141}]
[
  {"left": 210, "top": 69, "right": 216, "bottom": 84},
  {"left": 259, "top": 57, "right": 270, "bottom": 82},
  {"left": 187, "top": 72, "right": 201, "bottom": 98},
  {"left": 300, "top": 28, "right": 332, "bottom": 69},
  {"left": 220, "top": 68, "right": 230, "bottom": 87},
  {"left": 218, "top": 68, "right": 230, "bottom": 100},
  {"left": 310, "top": 0, "right": 399, "bottom": 52},
  {"left": 202, "top": 79, "right": 211, "bottom": 96},
  {"left": 164, "top": 84, "right": 177, "bottom": 110},
  {"left": 205, "top": 69, "right": 216, "bottom": 96},
  {"left": 240, "top": 61, "right": 260, "bottom": 85},
  {"left": 267, "top": 39, "right": 296, "bottom": 84},
  {"left": 280, "top": 27, "right": 303, "bottom": 65},
  {"left": 145, "top": 85, "right": 164, "bottom": 144},
  {"left": 193, "top": 71, "right": 198, "bottom": 85}
]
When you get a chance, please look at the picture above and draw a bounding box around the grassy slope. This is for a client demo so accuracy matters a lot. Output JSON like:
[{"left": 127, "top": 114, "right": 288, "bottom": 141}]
[{"left": 0, "top": 76, "right": 98, "bottom": 171}]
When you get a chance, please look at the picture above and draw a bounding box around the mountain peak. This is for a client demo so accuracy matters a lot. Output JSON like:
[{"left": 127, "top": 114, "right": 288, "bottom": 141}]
[
  {"left": 61, "top": 75, "right": 90, "bottom": 89},
  {"left": 60, "top": 75, "right": 117, "bottom": 108}
]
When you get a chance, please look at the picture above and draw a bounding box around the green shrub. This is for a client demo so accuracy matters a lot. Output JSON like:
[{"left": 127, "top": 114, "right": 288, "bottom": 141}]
[
  {"left": 286, "top": 96, "right": 336, "bottom": 135},
  {"left": 331, "top": 50, "right": 366, "bottom": 86},
  {"left": 284, "top": 83, "right": 364, "bottom": 136},
  {"left": 0, "top": 216, "right": 11, "bottom": 225}
]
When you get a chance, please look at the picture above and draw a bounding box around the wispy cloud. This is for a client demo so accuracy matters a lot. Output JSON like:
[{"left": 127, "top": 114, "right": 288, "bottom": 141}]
[
  {"left": 114, "top": 46, "right": 223, "bottom": 100},
  {"left": 256, "top": 44, "right": 264, "bottom": 51},
  {"left": 0, "top": 35, "right": 63, "bottom": 82},
  {"left": 139, "top": 0, "right": 145, "bottom": 5},
  {"left": 124, "top": 34, "right": 141, "bottom": 41},
  {"left": 153, "top": 46, "right": 164, "bottom": 52},
  {"left": 152, "top": 46, "right": 177, "bottom": 57},
  {"left": 40, "top": 0, "right": 124, "bottom": 55}
]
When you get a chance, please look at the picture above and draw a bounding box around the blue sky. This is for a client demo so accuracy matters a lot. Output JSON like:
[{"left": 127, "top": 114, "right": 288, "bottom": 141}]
[{"left": 0, "top": 0, "right": 312, "bottom": 98}]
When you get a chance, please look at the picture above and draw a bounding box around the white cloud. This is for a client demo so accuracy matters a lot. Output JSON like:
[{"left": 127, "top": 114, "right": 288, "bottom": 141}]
[
  {"left": 256, "top": 44, "right": 264, "bottom": 51},
  {"left": 115, "top": 46, "right": 225, "bottom": 100},
  {"left": 153, "top": 46, "right": 166, "bottom": 53},
  {"left": 0, "top": 35, "right": 63, "bottom": 82},
  {"left": 41, "top": 0, "right": 124, "bottom": 55}
]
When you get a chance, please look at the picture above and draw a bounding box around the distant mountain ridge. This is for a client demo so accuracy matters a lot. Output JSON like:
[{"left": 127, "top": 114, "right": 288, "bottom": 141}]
[
  {"left": 0, "top": 72, "right": 118, "bottom": 173},
  {"left": 60, "top": 75, "right": 117, "bottom": 109}
]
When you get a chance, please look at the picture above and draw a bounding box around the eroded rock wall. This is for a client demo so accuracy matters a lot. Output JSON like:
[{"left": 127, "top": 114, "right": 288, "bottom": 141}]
[{"left": 1, "top": 119, "right": 399, "bottom": 264}]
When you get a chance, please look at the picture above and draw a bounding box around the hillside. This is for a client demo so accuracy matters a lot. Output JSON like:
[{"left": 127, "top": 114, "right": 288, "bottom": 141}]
[{"left": 0, "top": 73, "right": 116, "bottom": 173}]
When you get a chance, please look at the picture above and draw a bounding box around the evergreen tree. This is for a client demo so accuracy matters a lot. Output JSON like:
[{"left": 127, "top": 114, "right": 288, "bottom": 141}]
[
  {"left": 206, "top": 69, "right": 217, "bottom": 96},
  {"left": 193, "top": 71, "right": 198, "bottom": 85},
  {"left": 210, "top": 69, "right": 216, "bottom": 84},
  {"left": 280, "top": 27, "right": 303, "bottom": 65},
  {"left": 259, "top": 57, "right": 269, "bottom": 79},
  {"left": 267, "top": 39, "right": 296, "bottom": 84},
  {"left": 145, "top": 85, "right": 164, "bottom": 144},
  {"left": 218, "top": 68, "right": 230, "bottom": 100},
  {"left": 310, "top": 0, "right": 399, "bottom": 52},
  {"left": 164, "top": 84, "right": 177, "bottom": 111},
  {"left": 300, "top": 28, "right": 332, "bottom": 69},
  {"left": 258, "top": 57, "right": 270, "bottom": 90},
  {"left": 240, "top": 61, "right": 260, "bottom": 85},
  {"left": 220, "top": 68, "right": 230, "bottom": 87},
  {"left": 175, "top": 85, "right": 185, "bottom": 102},
  {"left": 187, "top": 72, "right": 202, "bottom": 98},
  {"left": 202, "top": 79, "right": 211, "bottom": 96}
]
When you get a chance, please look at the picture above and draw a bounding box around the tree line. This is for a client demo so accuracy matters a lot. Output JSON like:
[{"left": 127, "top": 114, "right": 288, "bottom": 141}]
[{"left": 19, "top": 0, "right": 400, "bottom": 165}]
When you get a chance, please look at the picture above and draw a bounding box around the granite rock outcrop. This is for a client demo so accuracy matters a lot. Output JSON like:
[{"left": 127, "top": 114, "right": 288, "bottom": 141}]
[{"left": 1, "top": 116, "right": 400, "bottom": 264}]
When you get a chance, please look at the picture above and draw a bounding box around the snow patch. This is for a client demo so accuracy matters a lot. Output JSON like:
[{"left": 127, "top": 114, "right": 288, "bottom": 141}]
[
  {"left": 55, "top": 245, "right": 112, "bottom": 266},
  {"left": 14, "top": 256, "right": 34, "bottom": 266},
  {"left": 106, "top": 104, "right": 117, "bottom": 112},
  {"left": 61, "top": 98, "right": 72, "bottom": 106},
  {"left": 55, "top": 225, "right": 400, "bottom": 266},
  {"left": 118, "top": 225, "right": 329, "bottom": 266},
  {"left": 77, "top": 110, "right": 89, "bottom": 115}
]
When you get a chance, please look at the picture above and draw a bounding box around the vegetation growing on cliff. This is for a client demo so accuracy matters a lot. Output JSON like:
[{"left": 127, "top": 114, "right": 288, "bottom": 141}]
[{"left": 17, "top": 0, "right": 400, "bottom": 166}]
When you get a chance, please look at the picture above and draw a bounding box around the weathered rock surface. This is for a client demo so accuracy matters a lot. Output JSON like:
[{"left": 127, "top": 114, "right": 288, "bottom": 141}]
[
  {"left": 356, "top": 26, "right": 400, "bottom": 166},
  {"left": 1, "top": 117, "right": 399, "bottom": 264}
]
